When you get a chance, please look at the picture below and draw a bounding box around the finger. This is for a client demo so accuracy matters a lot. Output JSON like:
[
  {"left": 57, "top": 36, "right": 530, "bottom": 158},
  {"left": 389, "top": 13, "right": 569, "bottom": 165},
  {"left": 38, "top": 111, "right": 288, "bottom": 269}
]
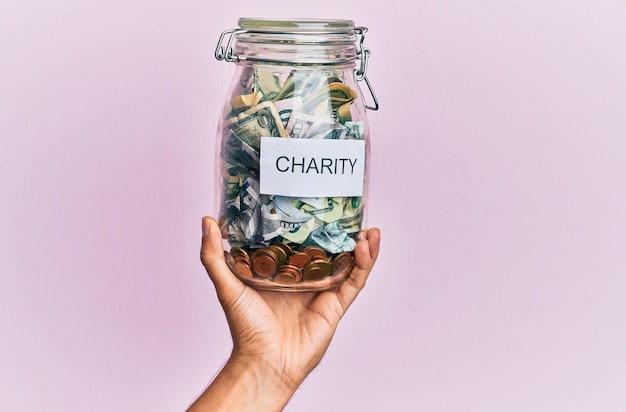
[
  {"left": 366, "top": 227, "right": 381, "bottom": 263},
  {"left": 200, "top": 216, "right": 245, "bottom": 299},
  {"left": 335, "top": 227, "right": 381, "bottom": 312}
]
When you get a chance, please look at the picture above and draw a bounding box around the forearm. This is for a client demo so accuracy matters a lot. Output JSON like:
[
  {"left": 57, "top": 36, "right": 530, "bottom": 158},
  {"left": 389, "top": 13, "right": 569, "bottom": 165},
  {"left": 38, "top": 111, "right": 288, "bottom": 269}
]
[{"left": 187, "top": 355, "right": 298, "bottom": 412}]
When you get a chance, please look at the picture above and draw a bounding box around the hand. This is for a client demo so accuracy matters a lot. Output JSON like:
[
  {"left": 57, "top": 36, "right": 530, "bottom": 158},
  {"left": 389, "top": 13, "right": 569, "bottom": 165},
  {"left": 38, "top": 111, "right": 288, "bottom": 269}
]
[{"left": 188, "top": 216, "right": 380, "bottom": 411}]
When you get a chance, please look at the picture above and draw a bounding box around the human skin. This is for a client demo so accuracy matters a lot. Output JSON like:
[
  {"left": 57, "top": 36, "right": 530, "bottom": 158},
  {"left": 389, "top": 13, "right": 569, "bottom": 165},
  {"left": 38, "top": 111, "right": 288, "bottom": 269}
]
[{"left": 187, "top": 216, "right": 381, "bottom": 411}]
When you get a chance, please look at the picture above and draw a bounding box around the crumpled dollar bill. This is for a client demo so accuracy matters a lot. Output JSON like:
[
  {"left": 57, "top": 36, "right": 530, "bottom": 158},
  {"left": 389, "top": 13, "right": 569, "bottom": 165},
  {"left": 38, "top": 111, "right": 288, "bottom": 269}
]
[{"left": 218, "top": 67, "right": 366, "bottom": 253}]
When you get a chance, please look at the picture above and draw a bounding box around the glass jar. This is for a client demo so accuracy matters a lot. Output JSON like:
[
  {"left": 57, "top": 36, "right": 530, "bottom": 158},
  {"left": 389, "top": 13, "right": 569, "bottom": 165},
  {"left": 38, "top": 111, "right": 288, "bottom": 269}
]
[{"left": 213, "top": 18, "right": 378, "bottom": 292}]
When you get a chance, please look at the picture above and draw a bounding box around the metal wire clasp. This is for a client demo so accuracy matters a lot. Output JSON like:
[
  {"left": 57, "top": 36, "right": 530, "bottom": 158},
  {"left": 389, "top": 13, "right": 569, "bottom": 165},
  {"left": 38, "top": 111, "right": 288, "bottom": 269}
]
[
  {"left": 215, "top": 29, "right": 242, "bottom": 62},
  {"left": 355, "top": 27, "right": 379, "bottom": 111}
]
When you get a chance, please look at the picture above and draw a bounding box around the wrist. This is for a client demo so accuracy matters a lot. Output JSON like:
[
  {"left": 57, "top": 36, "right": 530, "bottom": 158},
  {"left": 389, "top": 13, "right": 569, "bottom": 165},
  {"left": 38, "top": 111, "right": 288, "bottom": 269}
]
[
  {"left": 228, "top": 350, "right": 301, "bottom": 398},
  {"left": 188, "top": 352, "right": 299, "bottom": 412}
]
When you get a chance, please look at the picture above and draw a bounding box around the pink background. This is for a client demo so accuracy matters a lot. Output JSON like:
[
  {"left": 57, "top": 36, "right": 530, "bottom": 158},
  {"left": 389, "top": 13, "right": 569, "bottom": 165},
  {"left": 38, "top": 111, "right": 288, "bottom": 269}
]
[{"left": 2, "top": 0, "right": 626, "bottom": 410}]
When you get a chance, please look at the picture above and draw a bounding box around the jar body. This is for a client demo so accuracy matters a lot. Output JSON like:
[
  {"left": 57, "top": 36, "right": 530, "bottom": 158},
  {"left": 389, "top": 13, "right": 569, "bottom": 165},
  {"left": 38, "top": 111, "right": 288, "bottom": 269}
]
[{"left": 215, "top": 57, "right": 370, "bottom": 291}]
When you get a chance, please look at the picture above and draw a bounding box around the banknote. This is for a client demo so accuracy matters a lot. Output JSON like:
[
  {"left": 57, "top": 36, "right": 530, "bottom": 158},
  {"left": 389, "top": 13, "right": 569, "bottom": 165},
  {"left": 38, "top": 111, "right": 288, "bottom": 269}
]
[
  {"left": 221, "top": 129, "right": 260, "bottom": 174},
  {"left": 272, "top": 70, "right": 328, "bottom": 105},
  {"left": 225, "top": 101, "right": 288, "bottom": 151},
  {"left": 222, "top": 164, "right": 242, "bottom": 201},
  {"left": 255, "top": 69, "right": 284, "bottom": 100},
  {"left": 308, "top": 221, "right": 356, "bottom": 253},
  {"left": 318, "top": 123, "right": 347, "bottom": 140},
  {"left": 328, "top": 82, "right": 354, "bottom": 104},
  {"left": 292, "top": 70, "right": 329, "bottom": 97},
  {"left": 345, "top": 121, "right": 365, "bottom": 139},
  {"left": 336, "top": 102, "right": 352, "bottom": 123},
  {"left": 273, "top": 71, "right": 296, "bottom": 101},
  {"left": 261, "top": 196, "right": 314, "bottom": 241},
  {"left": 222, "top": 177, "right": 263, "bottom": 243},
  {"left": 296, "top": 197, "right": 328, "bottom": 209},
  {"left": 303, "top": 81, "right": 355, "bottom": 113},
  {"left": 280, "top": 218, "right": 321, "bottom": 244},
  {"left": 339, "top": 223, "right": 361, "bottom": 235},
  {"left": 299, "top": 197, "right": 344, "bottom": 223},
  {"left": 285, "top": 112, "right": 335, "bottom": 139},
  {"left": 238, "top": 65, "right": 255, "bottom": 94},
  {"left": 227, "top": 91, "right": 263, "bottom": 116},
  {"left": 273, "top": 96, "right": 303, "bottom": 128}
]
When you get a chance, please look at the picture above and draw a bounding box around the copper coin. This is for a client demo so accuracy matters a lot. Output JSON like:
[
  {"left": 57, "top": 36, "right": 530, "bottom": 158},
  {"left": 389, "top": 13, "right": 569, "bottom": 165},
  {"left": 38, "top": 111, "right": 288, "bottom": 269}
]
[
  {"left": 314, "top": 261, "right": 333, "bottom": 277},
  {"left": 235, "top": 261, "right": 253, "bottom": 279},
  {"left": 251, "top": 249, "right": 278, "bottom": 278},
  {"left": 252, "top": 247, "right": 278, "bottom": 261},
  {"left": 267, "top": 244, "right": 289, "bottom": 266},
  {"left": 303, "top": 263, "right": 328, "bottom": 281},
  {"left": 274, "top": 265, "right": 303, "bottom": 285},
  {"left": 270, "top": 242, "right": 293, "bottom": 259},
  {"left": 288, "top": 252, "right": 311, "bottom": 269},
  {"left": 274, "top": 272, "right": 298, "bottom": 285},
  {"left": 230, "top": 246, "right": 249, "bottom": 259},
  {"left": 331, "top": 252, "right": 354, "bottom": 276},
  {"left": 282, "top": 264, "right": 303, "bottom": 280},
  {"left": 303, "top": 246, "right": 327, "bottom": 261},
  {"left": 234, "top": 253, "right": 250, "bottom": 265}
]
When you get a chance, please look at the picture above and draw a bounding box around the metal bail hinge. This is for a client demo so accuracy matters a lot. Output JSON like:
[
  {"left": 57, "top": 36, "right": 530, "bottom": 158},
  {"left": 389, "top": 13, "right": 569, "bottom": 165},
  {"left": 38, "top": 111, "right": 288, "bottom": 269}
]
[
  {"left": 354, "top": 27, "right": 379, "bottom": 111},
  {"left": 215, "top": 29, "right": 243, "bottom": 62}
]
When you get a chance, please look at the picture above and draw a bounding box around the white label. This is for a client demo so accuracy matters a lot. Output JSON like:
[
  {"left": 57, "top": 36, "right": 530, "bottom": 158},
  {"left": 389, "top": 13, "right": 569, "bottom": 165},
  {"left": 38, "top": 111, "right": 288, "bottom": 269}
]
[{"left": 259, "top": 137, "right": 365, "bottom": 197}]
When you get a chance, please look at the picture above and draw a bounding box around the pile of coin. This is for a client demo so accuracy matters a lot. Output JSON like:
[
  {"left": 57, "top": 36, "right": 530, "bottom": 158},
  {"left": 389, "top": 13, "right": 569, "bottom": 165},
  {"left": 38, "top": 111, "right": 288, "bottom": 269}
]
[{"left": 224, "top": 242, "right": 355, "bottom": 287}]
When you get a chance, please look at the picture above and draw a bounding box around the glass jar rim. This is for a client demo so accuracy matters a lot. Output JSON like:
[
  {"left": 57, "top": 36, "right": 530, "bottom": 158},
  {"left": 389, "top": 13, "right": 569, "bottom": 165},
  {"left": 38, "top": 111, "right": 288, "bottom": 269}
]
[{"left": 237, "top": 18, "right": 356, "bottom": 33}]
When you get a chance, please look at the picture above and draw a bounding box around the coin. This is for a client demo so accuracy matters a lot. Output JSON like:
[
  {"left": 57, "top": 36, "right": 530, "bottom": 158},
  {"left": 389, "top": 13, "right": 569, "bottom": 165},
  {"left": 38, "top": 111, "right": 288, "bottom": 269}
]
[
  {"left": 228, "top": 242, "right": 355, "bottom": 287},
  {"left": 288, "top": 252, "right": 311, "bottom": 269},
  {"left": 274, "top": 265, "right": 303, "bottom": 285},
  {"left": 268, "top": 244, "right": 289, "bottom": 266},
  {"left": 303, "top": 246, "right": 327, "bottom": 261},
  {"left": 331, "top": 252, "right": 354, "bottom": 276},
  {"left": 274, "top": 272, "right": 298, "bottom": 285},
  {"left": 270, "top": 242, "right": 293, "bottom": 259},
  {"left": 251, "top": 249, "right": 278, "bottom": 278},
  {"left": 230, "top": 246, "right": 249, "bottom": 258},
  {"left": 303, "top": 263, "right": 328, "bottom": 281},
  {"left": 235, "top": 260, "right": 253, "bottom": 279},
  {"left": 314, "top": 261, "right": 333, "bottom": 277},
  {"left": 234, "top": 253, "right": 250, "bottom": 265}
]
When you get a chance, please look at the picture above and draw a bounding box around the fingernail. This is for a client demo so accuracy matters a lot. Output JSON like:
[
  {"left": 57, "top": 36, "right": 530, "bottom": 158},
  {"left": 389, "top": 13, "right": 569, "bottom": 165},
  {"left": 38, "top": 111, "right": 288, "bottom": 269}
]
[{"left": 202, "top": 217, "right": 211, "bottom": 236}]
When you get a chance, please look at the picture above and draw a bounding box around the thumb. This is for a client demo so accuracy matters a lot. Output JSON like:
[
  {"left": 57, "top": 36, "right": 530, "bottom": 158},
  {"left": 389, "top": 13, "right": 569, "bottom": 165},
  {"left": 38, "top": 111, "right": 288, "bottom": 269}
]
[{"left": 200, "top": 216, "right": 245, "bottom": 299}]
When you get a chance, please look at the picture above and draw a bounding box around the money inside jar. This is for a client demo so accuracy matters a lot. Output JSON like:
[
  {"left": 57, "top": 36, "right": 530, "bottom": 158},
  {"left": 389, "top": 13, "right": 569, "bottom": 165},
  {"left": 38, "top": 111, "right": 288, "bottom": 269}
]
[{"left": 214, "top": 19, "right": 377, "bottom": 291}]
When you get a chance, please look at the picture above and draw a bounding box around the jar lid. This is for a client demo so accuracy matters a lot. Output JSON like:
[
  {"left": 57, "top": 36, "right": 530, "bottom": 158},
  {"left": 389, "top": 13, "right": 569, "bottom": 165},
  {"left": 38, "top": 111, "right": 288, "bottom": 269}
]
[
  {"left": 216, "top": 18, "right": 361, "bottom": 65},
  {"left": 237, "top": 18, "right": 355, "bottom": 34}
]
